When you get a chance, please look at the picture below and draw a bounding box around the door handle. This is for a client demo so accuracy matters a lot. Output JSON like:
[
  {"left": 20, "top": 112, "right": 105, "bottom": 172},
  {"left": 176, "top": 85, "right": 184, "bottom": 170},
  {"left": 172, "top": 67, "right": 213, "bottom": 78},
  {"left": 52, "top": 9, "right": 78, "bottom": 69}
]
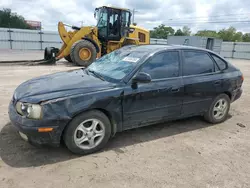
[
  {"left": 171, "top": 88, "right": 180, "bottom": 93},
  {"left": 214, "top": 80, "right": 221, "bottom": 86}
]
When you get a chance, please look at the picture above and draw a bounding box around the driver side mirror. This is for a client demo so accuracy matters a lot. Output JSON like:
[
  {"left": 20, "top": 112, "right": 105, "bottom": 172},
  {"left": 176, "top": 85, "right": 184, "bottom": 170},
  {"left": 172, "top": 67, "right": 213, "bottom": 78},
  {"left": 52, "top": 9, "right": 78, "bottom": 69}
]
[
  {"left": 132, "top": 72, "right": 152, "bottom": 84},
  {"left": 94, "top": 8, "right": 98, "bottom": 19}
]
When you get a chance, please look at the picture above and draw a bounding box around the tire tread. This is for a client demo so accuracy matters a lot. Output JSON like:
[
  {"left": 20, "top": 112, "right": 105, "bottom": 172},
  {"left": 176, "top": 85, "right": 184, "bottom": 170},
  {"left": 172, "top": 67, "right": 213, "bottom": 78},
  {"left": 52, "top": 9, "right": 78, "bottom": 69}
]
[
  {"left": 63, "top": 110, "right": 111, "bottom": 155},
  {"left": 204, "top": 94, "right": 230, "bottom": 124},
  {"left": 70, "top": 40, "right": 97, "bottom": 67}
]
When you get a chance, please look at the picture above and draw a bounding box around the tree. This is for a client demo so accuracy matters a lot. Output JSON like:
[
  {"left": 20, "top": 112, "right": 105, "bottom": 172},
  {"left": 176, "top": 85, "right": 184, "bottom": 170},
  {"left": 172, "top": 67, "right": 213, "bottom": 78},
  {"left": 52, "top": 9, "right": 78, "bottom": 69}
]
[
  {"left": 195, "top": 27, "right": 245, "bottom": 42},
  {"left": 0, "top": 8, "right": 32, "bottom": 29},
  {"left": 182, "top": 26, "right": 191, "bottom": 36},
  {"left": 151, "top": 24, "right": 249, "bottom": 42},
  {"left": 174, "top": 26, "right": 191, "bottom": 36},
  {"left": 195, "top": 30, "right": 219, "bottom": 38},
  {"left": 150, "top": 24, "right": 175, "bottom": 39},
  {"left": 242, "top": 33, "right": 250, "bottom": 42},
  {"left": 218, "top": 26, "right": 237, "bottom": 41},
  {"left": 174, "top": 29, "right": 185, "bottom": 36},
  {"left": 233, "top": 32, "right": 243, "bottom": 42}
]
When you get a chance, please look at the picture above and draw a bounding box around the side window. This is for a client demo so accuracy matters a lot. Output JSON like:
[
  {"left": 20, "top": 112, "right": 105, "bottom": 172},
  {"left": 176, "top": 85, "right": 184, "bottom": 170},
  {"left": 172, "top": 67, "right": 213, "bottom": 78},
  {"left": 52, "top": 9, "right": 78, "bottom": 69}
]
[
  {"left": 211, "top": 54, "right": 227, "bottom": 70},
  {"left": 121, "top": 11, "right": 130, "bottom": 37},
  {"left": 183, "top": 51, "right": 214, "bottom": 76},
  {"left": 138, "top": 32, "right": 146, "bottom": 42},
  {"left": 109, "top": 10, "right": 119, "bottom": 36},
  {"left": 121, "top": 11, "right": 130, "bottom": 27},
  {"left": 140, "top": 51, "right": 179, "bottom": 79}
]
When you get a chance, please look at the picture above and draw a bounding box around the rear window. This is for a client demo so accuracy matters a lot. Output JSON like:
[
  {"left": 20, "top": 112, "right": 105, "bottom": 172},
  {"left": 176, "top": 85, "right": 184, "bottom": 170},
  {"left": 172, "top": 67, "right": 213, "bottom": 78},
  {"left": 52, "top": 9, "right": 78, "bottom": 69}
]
[{"left": 211, "top": 54, "right": 227, "bottom": 70}]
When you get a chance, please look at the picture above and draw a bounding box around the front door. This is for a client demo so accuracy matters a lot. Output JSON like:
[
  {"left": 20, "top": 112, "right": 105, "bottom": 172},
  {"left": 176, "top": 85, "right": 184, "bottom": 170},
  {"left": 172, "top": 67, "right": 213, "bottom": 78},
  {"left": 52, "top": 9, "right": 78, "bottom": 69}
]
[{"left": 122, "top": 51, "right": 184, "bottom": 130}]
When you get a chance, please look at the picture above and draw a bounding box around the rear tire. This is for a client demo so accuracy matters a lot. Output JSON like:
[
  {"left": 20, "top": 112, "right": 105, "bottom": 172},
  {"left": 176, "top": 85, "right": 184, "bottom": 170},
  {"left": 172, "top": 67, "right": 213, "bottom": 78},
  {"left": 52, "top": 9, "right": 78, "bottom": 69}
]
[
  {"left": 63, "top": 110, "right": 111, "bottom": 155},
  {"left": 204, "top": 94, "right": 230, "bottom": 124},
  {"left": 70, "top": 40, "right": 97, "bottom": 67},
  {"left": 64, "top": 55, "right": 72, "bottom": 62}
]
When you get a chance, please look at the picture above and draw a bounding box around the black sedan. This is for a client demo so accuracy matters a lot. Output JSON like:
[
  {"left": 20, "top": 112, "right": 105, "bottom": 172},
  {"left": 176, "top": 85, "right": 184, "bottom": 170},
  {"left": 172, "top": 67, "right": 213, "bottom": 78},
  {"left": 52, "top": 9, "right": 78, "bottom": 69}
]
[{"left": 9, "top": 45, "right": 243, "bottom": 154}]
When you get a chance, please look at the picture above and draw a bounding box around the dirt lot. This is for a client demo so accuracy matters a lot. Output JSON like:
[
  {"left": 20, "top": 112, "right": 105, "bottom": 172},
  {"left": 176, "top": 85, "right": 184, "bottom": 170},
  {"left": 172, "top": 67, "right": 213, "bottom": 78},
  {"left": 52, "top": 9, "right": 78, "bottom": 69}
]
[{"left": 0, "top": 51, "right": 249, "bottom": 188}]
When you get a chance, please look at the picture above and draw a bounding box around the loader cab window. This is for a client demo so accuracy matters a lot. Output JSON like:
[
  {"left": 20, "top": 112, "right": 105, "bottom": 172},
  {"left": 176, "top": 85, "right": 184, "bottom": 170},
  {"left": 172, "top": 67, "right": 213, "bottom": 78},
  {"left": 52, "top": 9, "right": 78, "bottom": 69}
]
[
  {"left": 108, "top": 10, "right": 119, "bottom": 38},
  {"left": 95, "top": 8, "right": 108, "bottom": 40},
  {"left": 95, "top": 7, "right": 131, "bottom": 42},
  {"left": 107, "top": 8, "right": 131, "bottom": 41},
  {"left": 121, "top": 11, "right": 131, "bottom": 37}
]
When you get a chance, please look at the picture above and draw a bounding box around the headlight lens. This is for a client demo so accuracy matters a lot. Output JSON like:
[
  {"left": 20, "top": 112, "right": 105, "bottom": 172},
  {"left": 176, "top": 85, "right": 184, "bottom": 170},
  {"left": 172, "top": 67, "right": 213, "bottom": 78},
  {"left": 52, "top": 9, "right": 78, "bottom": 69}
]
[{"left": 16, "top": 102, "right": 42, "bottom": 119}]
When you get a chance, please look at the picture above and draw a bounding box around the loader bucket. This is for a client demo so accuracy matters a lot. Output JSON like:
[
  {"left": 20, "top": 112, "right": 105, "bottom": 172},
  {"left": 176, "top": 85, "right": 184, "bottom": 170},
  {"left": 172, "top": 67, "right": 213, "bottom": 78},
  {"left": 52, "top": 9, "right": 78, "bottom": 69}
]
[
  {"left": 0, "top": 47, "right": 60, "bottom": 65},
  {"left": 44, "top": 47, "right": 59, "bottom": 61}
]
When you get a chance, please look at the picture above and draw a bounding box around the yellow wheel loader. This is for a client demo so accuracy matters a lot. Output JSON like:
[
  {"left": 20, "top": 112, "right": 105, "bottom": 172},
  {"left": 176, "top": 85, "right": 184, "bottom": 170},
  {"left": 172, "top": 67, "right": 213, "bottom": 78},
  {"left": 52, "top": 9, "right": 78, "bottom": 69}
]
[
  {"left": 51, "top": 6, "right": 150, "bottom": 66},
  {"left": 0, "top": 6, "right": 150, "bottom": 66}
]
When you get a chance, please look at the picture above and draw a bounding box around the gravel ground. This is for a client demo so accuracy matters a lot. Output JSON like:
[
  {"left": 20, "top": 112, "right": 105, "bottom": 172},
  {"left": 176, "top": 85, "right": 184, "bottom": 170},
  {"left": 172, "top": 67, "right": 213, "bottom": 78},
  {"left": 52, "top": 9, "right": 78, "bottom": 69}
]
[{"left": 0, "top": 50, "right": 249, "bottom": 188}]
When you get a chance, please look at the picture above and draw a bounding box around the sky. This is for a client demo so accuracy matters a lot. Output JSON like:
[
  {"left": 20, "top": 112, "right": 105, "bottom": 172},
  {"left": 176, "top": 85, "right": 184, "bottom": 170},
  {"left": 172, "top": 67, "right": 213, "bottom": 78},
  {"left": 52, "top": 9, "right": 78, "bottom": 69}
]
[{"left": 0, "top": 0, "right": 250, "bottom": 33}]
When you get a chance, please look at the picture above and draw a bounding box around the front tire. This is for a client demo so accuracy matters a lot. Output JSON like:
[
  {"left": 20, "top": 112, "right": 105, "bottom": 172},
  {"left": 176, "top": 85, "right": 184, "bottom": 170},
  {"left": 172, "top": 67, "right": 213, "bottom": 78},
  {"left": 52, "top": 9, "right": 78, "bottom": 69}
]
[
  {"left": 204, "top": 94, "right": 230, "bottom": 124},
  {"left": 63, "top": 110, "right": 111, "bottom": 155},
  {"left": 70, "top": 40, "right": 97, "bottom": 67}
]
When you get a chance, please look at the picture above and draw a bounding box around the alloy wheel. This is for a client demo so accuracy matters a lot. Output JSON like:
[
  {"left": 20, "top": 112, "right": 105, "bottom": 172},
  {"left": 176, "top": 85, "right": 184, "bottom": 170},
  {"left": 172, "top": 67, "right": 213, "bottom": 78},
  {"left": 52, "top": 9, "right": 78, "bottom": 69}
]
[{"left": 74, "top": 118, "right": 105, "bottom": 150}]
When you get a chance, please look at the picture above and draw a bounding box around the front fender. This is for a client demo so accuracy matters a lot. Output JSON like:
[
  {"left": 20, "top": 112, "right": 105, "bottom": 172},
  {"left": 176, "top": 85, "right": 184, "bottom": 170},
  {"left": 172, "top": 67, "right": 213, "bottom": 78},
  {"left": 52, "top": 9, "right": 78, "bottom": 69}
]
[
  {"left": 82, "top": 37, "right": 100, "bottom": 53},
  {"left": 42, "top": 88, "right": 124, "bottom": 136}
]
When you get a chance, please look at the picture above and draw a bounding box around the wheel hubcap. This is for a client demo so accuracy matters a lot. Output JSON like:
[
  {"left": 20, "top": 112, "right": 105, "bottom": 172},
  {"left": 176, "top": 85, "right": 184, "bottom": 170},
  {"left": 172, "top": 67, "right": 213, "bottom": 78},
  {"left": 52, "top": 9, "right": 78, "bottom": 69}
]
[
  {"left": 79, "top": 48, "right": 91, "bottom": 61},
  {"left": 213, "top": 99, "right": 228, "bottom": 120},
  {"left": 74, "top": 119, "right": 105, "bottom": 150}
]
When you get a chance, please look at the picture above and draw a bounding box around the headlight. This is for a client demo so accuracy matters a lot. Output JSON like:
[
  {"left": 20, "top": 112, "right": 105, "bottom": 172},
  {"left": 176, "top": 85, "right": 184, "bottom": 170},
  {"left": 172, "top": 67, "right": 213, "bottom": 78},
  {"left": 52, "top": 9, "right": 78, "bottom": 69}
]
[{"left": 16, "top": 102, "right": 42, "bottom": 119}]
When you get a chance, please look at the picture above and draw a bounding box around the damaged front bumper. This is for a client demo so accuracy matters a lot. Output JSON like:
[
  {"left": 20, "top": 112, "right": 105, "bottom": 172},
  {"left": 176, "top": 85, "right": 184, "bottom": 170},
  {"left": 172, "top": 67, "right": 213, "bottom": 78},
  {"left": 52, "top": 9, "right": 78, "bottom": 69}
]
[{"left": 8, "top": 101, "right": 68, "bottom": 147}]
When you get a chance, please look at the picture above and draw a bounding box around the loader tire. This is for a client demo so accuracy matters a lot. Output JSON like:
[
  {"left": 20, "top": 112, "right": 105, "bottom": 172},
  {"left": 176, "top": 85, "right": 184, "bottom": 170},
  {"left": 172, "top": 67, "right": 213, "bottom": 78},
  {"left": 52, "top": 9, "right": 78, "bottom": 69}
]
[
  {"left": 44, "top": 47, "right": 54, "bottom": 60},
  {"left": 64, "top": 55, "right": 72, "bottom": 62},
  {"left": 70, "top": 40, "right": 97, "bottom": 67}
]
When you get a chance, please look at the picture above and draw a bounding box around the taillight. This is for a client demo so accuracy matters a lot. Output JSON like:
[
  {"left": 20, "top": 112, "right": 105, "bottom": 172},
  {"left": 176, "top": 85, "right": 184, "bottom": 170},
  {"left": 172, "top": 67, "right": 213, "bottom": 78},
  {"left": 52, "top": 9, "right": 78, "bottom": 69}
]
[{"left": 241, "top": 75, "right": 244, "bottom": 82}]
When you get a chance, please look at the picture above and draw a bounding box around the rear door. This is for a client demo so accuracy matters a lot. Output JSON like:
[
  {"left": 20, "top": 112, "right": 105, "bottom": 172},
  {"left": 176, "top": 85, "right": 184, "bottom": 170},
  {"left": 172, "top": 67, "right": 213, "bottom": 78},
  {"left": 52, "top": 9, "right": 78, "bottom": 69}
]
[
  {"left": 181, "top": 50, "right": 223, "bottom": 116},
  {"left": 122, "top": 50, "right": 184, "bottom": 130}
]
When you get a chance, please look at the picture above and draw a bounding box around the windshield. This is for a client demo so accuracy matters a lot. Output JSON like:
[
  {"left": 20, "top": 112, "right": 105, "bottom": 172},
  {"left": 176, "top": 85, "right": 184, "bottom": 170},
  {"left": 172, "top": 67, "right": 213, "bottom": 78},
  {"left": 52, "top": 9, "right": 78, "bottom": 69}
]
[{"left": 87, "top": 47, "right": 148, "bottom": 82}]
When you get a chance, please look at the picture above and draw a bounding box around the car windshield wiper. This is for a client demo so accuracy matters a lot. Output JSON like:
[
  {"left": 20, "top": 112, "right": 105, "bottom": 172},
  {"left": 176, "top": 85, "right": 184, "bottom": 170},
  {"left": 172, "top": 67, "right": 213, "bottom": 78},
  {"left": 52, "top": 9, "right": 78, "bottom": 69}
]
[{"left": 88, "top": 69, "right": 105, "bottom": 81}]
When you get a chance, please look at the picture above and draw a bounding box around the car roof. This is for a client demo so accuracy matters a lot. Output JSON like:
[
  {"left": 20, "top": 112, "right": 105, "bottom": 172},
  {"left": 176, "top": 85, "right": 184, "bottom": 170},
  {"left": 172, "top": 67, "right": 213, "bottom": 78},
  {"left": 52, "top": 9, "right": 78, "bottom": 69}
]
[{"left": 131, "top": 44, "right": 216, "bottom": 54}]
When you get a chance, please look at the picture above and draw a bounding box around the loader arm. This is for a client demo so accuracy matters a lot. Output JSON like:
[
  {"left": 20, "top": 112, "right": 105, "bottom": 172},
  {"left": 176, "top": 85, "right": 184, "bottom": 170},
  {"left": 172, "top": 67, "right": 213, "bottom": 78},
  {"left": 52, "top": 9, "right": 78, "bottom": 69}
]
[{"left": 56, "top": 22, "right": 101, "bottom": 60}]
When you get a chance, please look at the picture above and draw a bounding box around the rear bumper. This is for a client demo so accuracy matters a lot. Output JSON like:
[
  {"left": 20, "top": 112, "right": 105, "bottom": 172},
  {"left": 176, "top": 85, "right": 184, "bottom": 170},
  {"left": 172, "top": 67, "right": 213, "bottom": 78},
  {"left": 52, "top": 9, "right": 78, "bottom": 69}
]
[{"left": 8, "top": 101, "right": 66, "bottom": 147}]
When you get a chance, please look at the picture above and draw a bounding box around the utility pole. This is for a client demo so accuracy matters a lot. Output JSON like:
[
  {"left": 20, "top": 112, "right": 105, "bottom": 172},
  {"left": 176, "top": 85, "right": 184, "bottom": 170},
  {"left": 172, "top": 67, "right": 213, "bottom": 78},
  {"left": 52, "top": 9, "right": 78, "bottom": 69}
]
[{"left": 80, "top": 21, "right": 84, "bottom": 27}]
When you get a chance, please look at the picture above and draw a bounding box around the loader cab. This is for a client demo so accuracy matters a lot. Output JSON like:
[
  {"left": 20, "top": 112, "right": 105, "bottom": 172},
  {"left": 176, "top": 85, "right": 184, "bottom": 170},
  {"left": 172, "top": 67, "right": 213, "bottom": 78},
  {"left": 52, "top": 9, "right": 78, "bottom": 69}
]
[{"left": 95, "top": 6, "right": 131, "bottom": 42}]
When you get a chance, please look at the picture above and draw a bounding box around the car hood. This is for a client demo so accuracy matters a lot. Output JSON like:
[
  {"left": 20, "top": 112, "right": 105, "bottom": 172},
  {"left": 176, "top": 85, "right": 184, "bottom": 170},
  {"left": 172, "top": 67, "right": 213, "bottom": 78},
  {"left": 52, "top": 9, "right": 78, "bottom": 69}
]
[{"left": 14, "top": 69, "right": 115, "bottom": 103}]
